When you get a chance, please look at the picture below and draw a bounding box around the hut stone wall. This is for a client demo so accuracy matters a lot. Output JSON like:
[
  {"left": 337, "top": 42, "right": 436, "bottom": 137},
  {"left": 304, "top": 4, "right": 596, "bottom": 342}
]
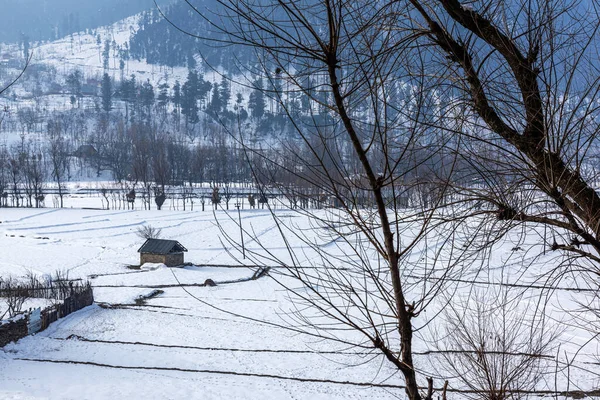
[{"left": 140, "top": 253, "right": 184, "bottom": 267}]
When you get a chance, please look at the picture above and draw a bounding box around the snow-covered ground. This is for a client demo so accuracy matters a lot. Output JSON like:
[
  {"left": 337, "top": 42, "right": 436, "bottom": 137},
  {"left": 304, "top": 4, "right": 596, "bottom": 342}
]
[
  {"left": 0, "top": 201, "right": 598, "bottom": 399},
  {"left": 0, "top": 205, "right": 404, "bottom": 399}
]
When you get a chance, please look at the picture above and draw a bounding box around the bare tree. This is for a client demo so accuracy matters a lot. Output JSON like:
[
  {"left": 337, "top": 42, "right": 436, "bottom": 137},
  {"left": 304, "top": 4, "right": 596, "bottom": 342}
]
[
  {"left": 168, "top": 0, "right": 600, "bottom": 397},
  {"left": 153, "top": 138, "right": 170, "bottom": 190},
  {"left": 136, "top": 225, "right": 162, "bottom": 240},
  {"left": 0, "top": 276, "right": 30, "bottom": 318},
  {"left": 104, "top": 119, "right": 132, "bottom": 183},
  {"left": 172, "top": 1, "right": 468, "bottom": 398},
  {"left": 131, "top": 124, "right": 153, "bottom": 210},
  {"left": 434, "top": 289, "right": 560, "bottom": 399},
  {"left": 382, "top": 0, "right": 600, "bottom": 271},
  {"left": 23, "top": 146, "right": 46, "bottom": 208},
  {"left": 381, "top": 2, "right": 600, "bottom": 383},
  {"left": 47, "top": 120, "right": 71, "bottom": 208},
  {"left": 7, "top": 149, "right": 22, "bottom": 207},
  {"left": 0, "top": 146, "right": 9, "bottom": 207}
]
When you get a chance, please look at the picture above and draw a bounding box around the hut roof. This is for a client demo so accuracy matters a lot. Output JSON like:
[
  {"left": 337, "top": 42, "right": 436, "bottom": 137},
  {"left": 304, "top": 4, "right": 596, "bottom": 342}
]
[{"left": 138, "top": 239, "right": 188, "bottom": 255}]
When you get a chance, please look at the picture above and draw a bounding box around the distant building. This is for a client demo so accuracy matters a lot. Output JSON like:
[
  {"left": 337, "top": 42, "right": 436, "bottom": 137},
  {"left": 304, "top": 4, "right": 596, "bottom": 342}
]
[
  {"left": 81, "top": 78, "right": 101, "bottom": 96},
  {"left": 138, "top": 239, "right": 188, "bottom": 267},
  {"left": 73, "top": 144, "right": 97, "bottom": 159},
  {"left": 48, "top": 82, "right": 64, "bottom": 94}
]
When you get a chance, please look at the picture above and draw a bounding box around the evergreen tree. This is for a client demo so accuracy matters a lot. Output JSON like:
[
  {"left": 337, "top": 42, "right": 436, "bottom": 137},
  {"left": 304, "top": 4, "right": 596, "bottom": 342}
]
[
  {"left": 181, "top": 70, "right": 199, "bottom": 124},
  {"left": 198, "top": 75, "right": 212, "bottom": 108},
  {"left": 139, "top": 79, "right": 155, "bottom": 119},
  {"left": 220, "top": 75, "right": 231, "bottom": 111},
  {"left": 248, "top": 78, "right": 266, "bottom": 120},
  {"left": 119, "top": 74, "right": 137, "bottom": 123},
  {"left": 127, "top": 1, "right": 255, "bottom": 72},
  {"left": 103, "top": 39, "right": 110, "bottom": 70},
  {"left": 157, "top": 82, "right": 169, "bottom": 112},
  {"left": 235, "top": 92, "right": 247, "bottom": 120},
  {"left": 172, "top": 80, "right": 181, "bottom": 115},
  {"left": 172, "top": 80, "right": 182, "bottom": 128},
  {"left": 96, "top": 34, "right": 102, "bottom": 62},
  {"left": 234, "top": 92, "right": 243, "bottom": 111},
  {"left": 101, "top": 73, "right": 112, "bottom": 113},
  {"left": 271, "top": 77, "right": 283, "bottom": 114},
  {"left": 119, "top": 75, "right": 137, "bottom": 103},
  {"left": 207, "top": 83, "right": 222, "bottom": 116},
  {"left": 66, "top": 69, "right": 83, "bottom": 107},
  {"left": 119, "top": 59, "right": 125, "bottom": 81}
]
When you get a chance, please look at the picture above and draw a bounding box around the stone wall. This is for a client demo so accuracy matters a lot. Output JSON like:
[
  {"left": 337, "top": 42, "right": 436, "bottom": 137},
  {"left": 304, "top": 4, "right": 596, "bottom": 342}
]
[
  {"left": 0, "top": 317, "right": 28, "bottom": 347},
  {"left": 140, "top": 252, "right": 184, "bottom": 267}
]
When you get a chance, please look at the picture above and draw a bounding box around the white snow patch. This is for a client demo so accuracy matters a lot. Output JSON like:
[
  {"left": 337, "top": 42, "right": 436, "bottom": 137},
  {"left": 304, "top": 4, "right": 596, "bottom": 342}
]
[{"left": 139, "top": 263, "right": 167, "bottom": 271}]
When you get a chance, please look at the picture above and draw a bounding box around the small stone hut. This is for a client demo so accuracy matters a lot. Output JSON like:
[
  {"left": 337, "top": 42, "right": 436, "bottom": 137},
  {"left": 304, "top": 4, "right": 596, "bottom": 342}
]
[
  {"left": 73, "top": 144, "right": 98, "bottom": 159},
  {"left": 138, "top": 239, "right": 188, "bottom": 267}
]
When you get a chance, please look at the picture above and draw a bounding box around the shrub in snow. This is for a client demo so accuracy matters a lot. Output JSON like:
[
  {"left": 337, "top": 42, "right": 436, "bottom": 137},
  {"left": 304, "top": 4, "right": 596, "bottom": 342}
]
[{"left": 136, "top": 225, "right": 162, "bottom": 240}]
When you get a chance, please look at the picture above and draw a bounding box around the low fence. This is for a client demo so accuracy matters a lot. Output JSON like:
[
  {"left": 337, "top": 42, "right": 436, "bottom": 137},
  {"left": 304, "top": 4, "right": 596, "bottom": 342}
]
[{"left": 0, "top": 284, "right": 94, "bottom": 348}]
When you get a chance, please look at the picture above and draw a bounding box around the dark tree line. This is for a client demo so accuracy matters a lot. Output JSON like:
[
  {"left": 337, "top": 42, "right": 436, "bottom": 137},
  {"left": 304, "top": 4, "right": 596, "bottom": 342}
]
[{"left": 128, "top": 0, "right": 254, "bottom": 71}]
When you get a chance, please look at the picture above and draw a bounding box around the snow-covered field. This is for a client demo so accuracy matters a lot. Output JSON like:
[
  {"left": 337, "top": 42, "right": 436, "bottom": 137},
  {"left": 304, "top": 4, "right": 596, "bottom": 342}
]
[
  {"left": 0, "top": 202, "right": 598, "bottom": 399},
  {"left": 0, "top": 205, "right": 407, "bottom": 399}
]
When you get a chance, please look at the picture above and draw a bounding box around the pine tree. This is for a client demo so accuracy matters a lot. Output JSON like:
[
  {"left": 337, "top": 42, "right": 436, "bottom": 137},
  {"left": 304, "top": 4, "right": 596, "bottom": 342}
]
[
  {"left": 101, "top": 73, "right": 112, "bottom": 113},
  {"left": 103, "top": 40, "right": 111, "bottom": 71},
  {"left": 235, "top": 92, "right": 247, "bottom": 120},
  {"left": 235, "top": 92, "right": 243, "bottom": 111},
  {"left": 207, "top": 83, "right": 222, "bottom": 116},
  {"left": 172, "top": 81, "right": 181, "bottom": 114},
  {"left": 248, "top": 78, "right": 266, "bottom": 120},
  {"left": 96, "top": 34, "right": 102, "bottom": 62},
  {"left": 197, "top": 74, "right": 212, "bottom": 108},
  {"left": 157, "top": 82, "right": 170, "bottom": 114},
  {"left": 220, "top": 75, "right": 231, "bottom": 112},
  {"left": 119, "top": 74, "right": 137, "bottom": 123},
  {"left": 181, "top": 70, "right": 199, "bottom": 125},
  {"left": 139, "top": 79, "right": 155, "bottom": 120},
  {"left": 119, "top": 59, "right": 125, "bottom": 82},
  {"left": 172, "top": 80, "right": 182, "bottom": 128},
  {"left": 270, "top": 77, "right": 282, "bottom": 114},
  {"left": 66, "top": 70, "right": 83, "bottom": 108}
]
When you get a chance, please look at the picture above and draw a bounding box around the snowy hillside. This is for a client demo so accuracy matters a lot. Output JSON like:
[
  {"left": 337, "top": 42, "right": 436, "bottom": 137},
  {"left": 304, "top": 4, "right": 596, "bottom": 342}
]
[{"left": 1, "top": 14, "right": 252, "bottom": 112}]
